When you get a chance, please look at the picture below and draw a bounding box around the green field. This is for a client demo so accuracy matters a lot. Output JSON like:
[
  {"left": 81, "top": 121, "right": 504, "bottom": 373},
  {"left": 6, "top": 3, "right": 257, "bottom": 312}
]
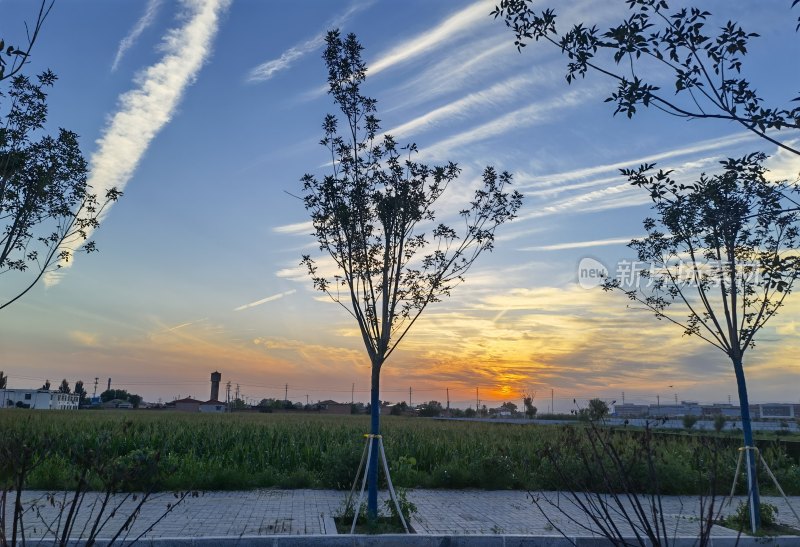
[{"left": 2, "top": 410, "right": 798, "bottom": 494}]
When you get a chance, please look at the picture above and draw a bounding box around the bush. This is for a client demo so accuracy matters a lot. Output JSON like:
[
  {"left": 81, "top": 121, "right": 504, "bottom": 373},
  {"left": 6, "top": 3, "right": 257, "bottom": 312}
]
[
  {"left": 724, "top": 501, "right": 778, "bottom": 530},
  {"left": 383, "top": 487, "right": 417, "bottom": 525},
  {"left": 530, "top": 421, "right": 729, "bottom": 546}
]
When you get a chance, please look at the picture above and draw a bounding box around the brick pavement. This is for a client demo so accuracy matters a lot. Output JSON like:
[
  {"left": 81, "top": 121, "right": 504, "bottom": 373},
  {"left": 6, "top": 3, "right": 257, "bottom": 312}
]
[{"left": 6, "top": 489, "right": 800, "bottom": 542}]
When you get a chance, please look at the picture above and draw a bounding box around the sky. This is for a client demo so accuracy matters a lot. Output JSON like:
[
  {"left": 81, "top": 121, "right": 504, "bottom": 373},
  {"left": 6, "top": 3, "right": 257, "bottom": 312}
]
[{"left": 0, "top": 0, "right": 798, "bottom": 411}]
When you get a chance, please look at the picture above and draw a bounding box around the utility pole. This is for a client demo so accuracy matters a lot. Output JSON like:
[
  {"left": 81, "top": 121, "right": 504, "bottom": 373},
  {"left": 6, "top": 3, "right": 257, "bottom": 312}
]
[
  {"left": 226, "top": 381, "right": 231, "bottom": 405},
  {"left": 622, "top": 391, "right": 625, "bottom": 405},
  {"left": 306, "top": 394, "right": 309, "bottom": 406},
  {"left": 551, "top": 388, "right": 554, "bottom": 415},
  {"left": 446, "top": 388, "right": 450, "bottom": 411},
  {"left": 657, "top": 394, "right": 660, "bottom": 410},
  {"left": 93, "top": 377, "right": 98, "bottom": 397},
  {"left": 351, "top": 383, "right": 354, "bottom": 405},
  {"left": 235, "top": 383, "right": 240, "bottom": 401},
  {"left": 675, "top": 393, "right": 678, "bottom": 404},
  {"left": 409, "top": 387, "right": 412, "bottom": 408},
  {"left": 476, "top": 387, "right": 480, "bottom": 412},
  {"left": 285, "top": 384, "right": 288, "bottom": 404}
]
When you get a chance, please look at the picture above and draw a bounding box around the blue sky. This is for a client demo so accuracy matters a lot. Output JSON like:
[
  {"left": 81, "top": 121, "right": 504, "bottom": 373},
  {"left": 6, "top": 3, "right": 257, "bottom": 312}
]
[{"left": 1, "top": 0, "right": 798, "bottom": 409}]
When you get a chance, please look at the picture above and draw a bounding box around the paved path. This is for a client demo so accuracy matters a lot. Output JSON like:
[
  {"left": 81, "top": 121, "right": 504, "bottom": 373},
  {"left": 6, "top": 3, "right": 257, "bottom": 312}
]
[{"left": 8, "top": 489, "right": 800, "bottom": 543}]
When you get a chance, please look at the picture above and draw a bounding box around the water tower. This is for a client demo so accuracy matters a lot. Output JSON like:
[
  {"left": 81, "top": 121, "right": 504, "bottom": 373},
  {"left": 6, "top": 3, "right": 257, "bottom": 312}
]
[{"left": 210, "top": 371, "right": 222, "bottom": 401}]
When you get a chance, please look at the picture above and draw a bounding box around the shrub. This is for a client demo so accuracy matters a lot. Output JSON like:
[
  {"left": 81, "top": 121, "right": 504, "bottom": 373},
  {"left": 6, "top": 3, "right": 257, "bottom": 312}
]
[{"left": 724, "top": 501, "right": 778, "bottom": 530}]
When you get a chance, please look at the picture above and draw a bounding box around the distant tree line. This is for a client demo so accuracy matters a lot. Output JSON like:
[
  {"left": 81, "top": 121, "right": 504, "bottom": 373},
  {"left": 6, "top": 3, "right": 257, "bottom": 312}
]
[{"left": 100, "top": 389, "right": 142, "bottom": 409}]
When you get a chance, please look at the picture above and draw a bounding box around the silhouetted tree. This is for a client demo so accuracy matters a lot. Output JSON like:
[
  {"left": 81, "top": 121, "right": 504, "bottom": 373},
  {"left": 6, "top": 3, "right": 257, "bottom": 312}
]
[
  {"left": 1, "top": 73, "right": 121, "bottom": 309},
  {"left": 57, "top": 378, "right": 69, "bottom": 393},
  {"left": 0, "top": 1, "right": 53, "bottom": 82},
  {"left": 586, "top": 398, "right": 610, "bottom": 422},
  {"left": 301, "top": 31, "right": 522, "bottom": 518},
  {"left": 99, "top": 389, "right": 141, "bottom": 407},
  {"left": 500, "top": 401, "right": 518, "bottom": 414},
  {"left": 390, "top": 401, "right": 408, "bottom": 416},
  {"left": 418, "top": 401, "right": 443, "bottom": 417},
  {"left": 100, "top": 389, "right": 128, "bottom": 403},
  {"left": 493, "top": 0, "right": 800, "bottom": 156},
  {"left": 523, "top": 394, "right": 537, "bottom": 418},
  {"left": 1, "top": 3, "right": 121, "bottom": 310},
  {"left": 0, "top": 370, "right": 6, "bottom": 389},
  {"left": 41, "top": 379, "right": 50, "bottom": 390},
  {"left": 74, "top": 379, "right": 87, "bottom": 406},
  {"left": 603, "top": 153, "right": 800, "bottom": 530}
]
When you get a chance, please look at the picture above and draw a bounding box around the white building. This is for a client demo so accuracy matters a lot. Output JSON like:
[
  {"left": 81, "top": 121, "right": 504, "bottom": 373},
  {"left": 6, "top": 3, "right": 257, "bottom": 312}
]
[
  {"left": 199, "top": 399, "right": 226, "bottom": 413},
  {"left": 1, "top": 389, "right": 80, "bottom": 410}
]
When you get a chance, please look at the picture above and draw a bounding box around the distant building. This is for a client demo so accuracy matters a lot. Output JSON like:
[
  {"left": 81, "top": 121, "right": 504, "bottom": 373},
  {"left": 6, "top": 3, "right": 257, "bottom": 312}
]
[
  {"left": 318, "top": 400, "right": 351, "bottom": 415},
  {"left": 613, "top": 403, "right": 650, "bottom": 418},
  {"left": 199, "top": 399, "right": 226, "bottom": 413},
  {"left": 102, "top": 398, "right": 133, "bottom": 410},
  {"left": 173, "top": 397, "right": 203, "bottom": 412},
  {"left": 1, "top": 389, "right": 79, "bottom": 410},
  {"left": 610, "top": 400, "right": 800, "bottom": 421},
  {"left": 702, "top": 404, "right": 741, "bottom": 418},
  {"left": 647, "top": 401, "right": 702, "bottom": 418},
  {"left": 756, "top": 403, "right": 796, "bottom": 419}
]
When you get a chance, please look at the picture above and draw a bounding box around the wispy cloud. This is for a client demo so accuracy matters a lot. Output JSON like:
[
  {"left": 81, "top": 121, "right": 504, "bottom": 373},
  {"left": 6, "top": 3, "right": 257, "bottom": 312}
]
[
  {"left": 273, "top": 220, "right": 313, "bottom": 235},
  {"left": 385, "top": 74, "right": 538, "bottom": 139},
  {"left": 234, "top": 289, "right": 297, "bottom": 311},
  {"left": 296, "top": 9, "right": 501, "bottom": 103},
  {"left": 424, "top": 88, "right": 592, "bottom": 159},
  {"left": 382, "top": 35, "right": 514, "bottom": 110},
  {"left": 374, "top": 0, "right": 619, "bottom": 113},
  {"left": 112, "top": 0, "right": 162, "bottom": 72},
  {"left": 160, "top": 317, "right": 208, "bottom": 333},
  {"left": 368, "top": 1, "right": 490, "bottom": 78},
  {"left": 765, "top": 138, "right": 800, "bottom": 181},
  {"left": 247, "top": 2, "right": 371, "bottom": 83},
  {"left": 515, "top": 182, "right": 646, "bottom": 223},
  {"left": 521, "top": 237, "right": 639, "bottom": 252},
  {"left": 504, "top": 131, "right": 772, "bottom": 225},
  {"left": 524, "top": 131, "right": 760, "bottom": 189},
  {"left": 45, "top": 0, "right": 231, "bottom": 287}
]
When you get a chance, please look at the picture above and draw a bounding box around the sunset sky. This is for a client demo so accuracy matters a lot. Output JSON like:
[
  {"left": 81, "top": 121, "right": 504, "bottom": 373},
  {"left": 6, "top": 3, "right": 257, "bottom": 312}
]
[{"left": 1, "top": 0, "right": 798, "bottom": 410}]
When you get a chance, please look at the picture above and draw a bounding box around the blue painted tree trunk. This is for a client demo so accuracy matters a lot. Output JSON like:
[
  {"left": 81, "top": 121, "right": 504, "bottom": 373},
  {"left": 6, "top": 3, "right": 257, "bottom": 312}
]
[
  {"left": 732, "top": 354, "right": 760, "bottom": 532},
  {"left": 367, "top": 363, "right": 381, "bottom": 519}
]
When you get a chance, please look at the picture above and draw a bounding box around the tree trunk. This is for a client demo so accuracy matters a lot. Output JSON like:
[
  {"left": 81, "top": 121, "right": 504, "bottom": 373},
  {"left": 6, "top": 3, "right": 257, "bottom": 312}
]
[
  {"left": 732, "top": 354, "right": 761, "bottom": 532},
  {"left": 367, "top": 362, "right": 381, "bottom": 519}
]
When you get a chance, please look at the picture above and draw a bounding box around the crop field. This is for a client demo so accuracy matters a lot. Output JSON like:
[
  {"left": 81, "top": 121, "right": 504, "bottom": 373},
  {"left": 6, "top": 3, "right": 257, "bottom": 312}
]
[{"left": 2, "top": 410, "right": 798, "bottom": 494}]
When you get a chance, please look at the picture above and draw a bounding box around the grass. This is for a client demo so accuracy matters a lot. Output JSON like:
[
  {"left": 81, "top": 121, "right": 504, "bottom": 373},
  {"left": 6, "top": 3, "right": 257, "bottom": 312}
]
[{"left": 2, "top": 410, "right": 798, "bottom": 494}]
